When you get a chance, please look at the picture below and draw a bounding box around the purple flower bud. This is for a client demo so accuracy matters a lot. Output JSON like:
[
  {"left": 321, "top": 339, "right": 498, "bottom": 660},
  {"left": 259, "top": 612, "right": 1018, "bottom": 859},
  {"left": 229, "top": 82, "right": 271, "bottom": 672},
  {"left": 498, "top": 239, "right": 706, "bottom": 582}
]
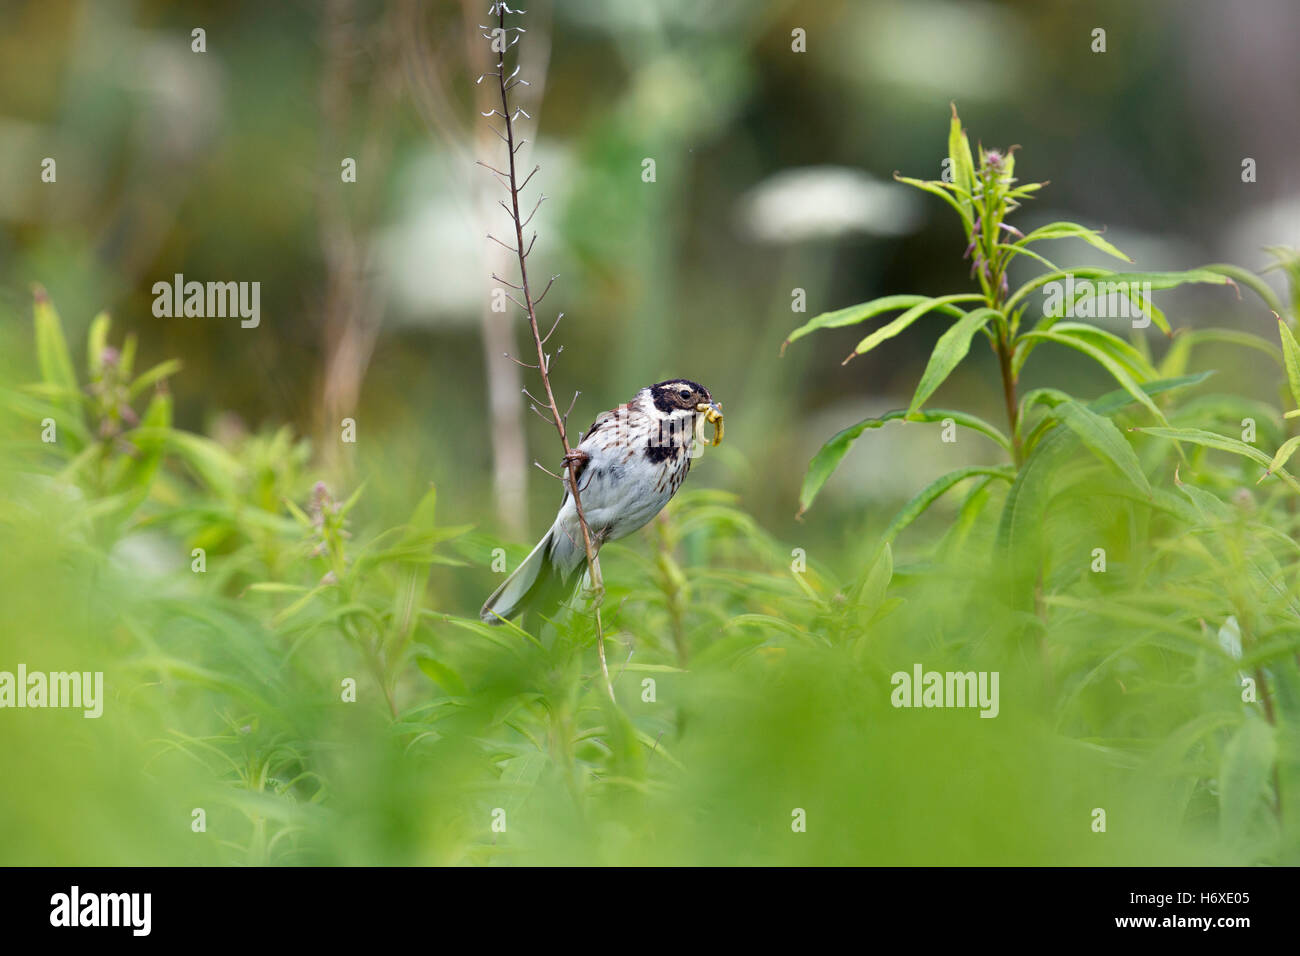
[{"left": 100, "top": 346, "right": 120, "bottom": 367}]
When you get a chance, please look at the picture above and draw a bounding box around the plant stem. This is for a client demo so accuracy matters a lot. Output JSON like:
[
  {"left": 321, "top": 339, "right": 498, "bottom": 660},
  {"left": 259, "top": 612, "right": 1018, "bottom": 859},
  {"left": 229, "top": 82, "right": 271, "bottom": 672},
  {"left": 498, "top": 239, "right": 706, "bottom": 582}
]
[
  {"left": 995, "top": 326, "right": 1022, "bottom": 467},
  {"left": 491, "top": 3, "right": 613, "bottom": 701}
]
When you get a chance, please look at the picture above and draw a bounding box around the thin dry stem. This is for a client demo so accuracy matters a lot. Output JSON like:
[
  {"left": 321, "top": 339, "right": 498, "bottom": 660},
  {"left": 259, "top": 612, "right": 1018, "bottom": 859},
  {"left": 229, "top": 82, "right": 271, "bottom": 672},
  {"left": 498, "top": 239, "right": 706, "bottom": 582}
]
[{"left": 489, "top": 2, "right": 612, "bottom": 701}]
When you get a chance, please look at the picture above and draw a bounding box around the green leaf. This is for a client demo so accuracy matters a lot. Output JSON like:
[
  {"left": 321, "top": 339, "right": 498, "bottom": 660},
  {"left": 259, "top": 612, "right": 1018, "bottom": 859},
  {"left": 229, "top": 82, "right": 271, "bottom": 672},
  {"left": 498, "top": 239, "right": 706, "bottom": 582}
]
[
  {"left": 893, "top": 174, "right": 972, "bottom": 229},
  {"left": 1019, "top": 387, "right": 1073, "bottom": 414},
  {"left": 993, "top": 242, "right": 1061, "bottom": 274},
  {"left": 1134, "top": 426, "right": 1300, "bottom": 493},
  {"left": 404, "top": 485, "right": 438, "bottom": 536},
  {"left": 119, "top": 333, "right": 137, "bottom": 380},
  {"left": 849, "top": 294, "right": 985, "bottom": 359},
  {"left": 783, "top": 295, "right": 932, "bottom": 352},
  {"left": 338, "top": 480, "right": 369, "bottom": 520},
  {"left": 1089, "top": 269, "right": 1237, "bottom": 293},
  {"left": 33, "top": 288, "right": 80, "bottom": 423},
  {"left": 1014, "top": 221, "right": 1133, "bottom": 263},
  {"left": 1264, "top": 246, "right": 1300, "bottom": 319},
  {"left": 1046, "top": 322, "right": 1159, "bottom": 380},
  {"left": 906, "top": 308, "right": 1000, "bottom": 414},
  {"left": 165, "top": 430, "right": 244, "bottom": 499},
  {"left": 1007, "top": 266, "right": 1234, "bottom": 313},
  {"left": 882, "top": 465, "right": 1015, "bottom": 546},
  {"left": 1218, "top": 718, "right": 1276, "bottom": 846},
  {"left": 854, "top": 541, "right": 893, "bottom": 607},
  {"left": 387, "top": 485, "right": 442, "bottom": 649},
  {"left": 416, "top": 655, "right": 468, "bottom": 697},
  {"left": 1091, "top": 371, "right": 1215, "bottom": 411},
  {"left": 1006, "top": 182, "right": 1045, "bottom": 200},
  {"left": 1006, "top": 266, "right": 1111, "bottom": 312},
  {"left": 1267, "top": 659, "right": 1300, "bottom": 849},
  {"left": 1277, "top": 316, "right": 1300, "bottom": 410},
  {"left": 1262, "top": 435, "right": 1300, "bottom": 482},
  {"left": 127, "top": 359, "right": 182, "bottom": 399},
  {"left": 995, "top": 425, "right": 1079, "bottom": 607},
  {"left": 1158, "top": 328, "right": 1281, "bottom": 378},
  {"left": 618, "top": 662, "right": 687, "bottom": 674},
  {"left": 1018, "top": 329, "right": 1168, "bottom": 425},
  {"left": 1202, "top": 263, "right": 1285, "bottom": 315},
  {"left": 1066, "top": 283, "right": 1172, "bottom": 337},
  {"left": 798, "top": 408, "right": 1011, "bottom": 516},
  {"left": 247, "top": 583, "right": 310, "bottom": 595},
  {"left": 1052, "top": 400, "right": 1152, "bottom": 497},
  {"left": 87, "top": 312, "right": 110, "bottom": 378},
  {"left": 101, "top": 393, "right": 172, "bottom": 534},
  {"left": 947, "top": 104, "right": 976, "bottom": 218}
]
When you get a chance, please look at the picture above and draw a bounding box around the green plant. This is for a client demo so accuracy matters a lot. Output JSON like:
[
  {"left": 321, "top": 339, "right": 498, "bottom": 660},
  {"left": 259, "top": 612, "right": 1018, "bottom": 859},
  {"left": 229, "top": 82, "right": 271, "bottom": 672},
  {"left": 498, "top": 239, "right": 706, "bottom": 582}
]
[
  {"left": 6, "top": 112, "right": 1300, "bottom": 866},
  {"left": 782, "top": 107, "right": 1300, "bottom": 863}
]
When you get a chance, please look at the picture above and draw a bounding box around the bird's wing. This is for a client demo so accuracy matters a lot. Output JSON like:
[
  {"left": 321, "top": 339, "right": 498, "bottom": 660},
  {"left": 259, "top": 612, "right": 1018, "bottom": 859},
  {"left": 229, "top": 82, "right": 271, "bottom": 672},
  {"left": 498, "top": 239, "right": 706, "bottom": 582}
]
[{"left": 554, "top": 405, "right": 619, "bottom": 503}]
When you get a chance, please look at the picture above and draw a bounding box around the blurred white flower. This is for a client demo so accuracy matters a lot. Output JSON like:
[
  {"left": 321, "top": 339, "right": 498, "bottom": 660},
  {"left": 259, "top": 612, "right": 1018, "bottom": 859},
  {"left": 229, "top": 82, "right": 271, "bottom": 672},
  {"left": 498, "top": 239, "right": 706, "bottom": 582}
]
[
  {"left": 1225, "top": 191, "right": 1300, "bottom": 269},
  {"left": 737, "top": 166, "right": 922, "bottom": 243}
]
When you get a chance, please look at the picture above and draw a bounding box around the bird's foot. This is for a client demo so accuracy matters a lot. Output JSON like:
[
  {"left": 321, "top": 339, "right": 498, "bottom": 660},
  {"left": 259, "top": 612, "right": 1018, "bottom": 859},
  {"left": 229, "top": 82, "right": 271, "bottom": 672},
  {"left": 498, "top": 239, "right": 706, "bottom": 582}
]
[{"left": 562, "top": 448, "right": 590, "bottom": 471}]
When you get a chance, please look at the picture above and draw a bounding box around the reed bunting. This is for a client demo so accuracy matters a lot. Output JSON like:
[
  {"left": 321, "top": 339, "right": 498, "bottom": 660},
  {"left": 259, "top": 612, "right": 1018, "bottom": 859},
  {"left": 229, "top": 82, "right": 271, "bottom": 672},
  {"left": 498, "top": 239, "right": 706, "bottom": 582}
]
[{"left": 481, "top": 379, "right": 723, "bottom": 623}]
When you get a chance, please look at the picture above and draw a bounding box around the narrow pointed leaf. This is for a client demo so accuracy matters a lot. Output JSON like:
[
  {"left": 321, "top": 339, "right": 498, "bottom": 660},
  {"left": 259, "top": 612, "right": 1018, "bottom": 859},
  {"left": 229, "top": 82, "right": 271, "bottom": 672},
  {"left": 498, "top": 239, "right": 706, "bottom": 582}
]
[
  {"left": 1262, "top": 435, "right": 1300, "bottom": 481},
  {"left": 947, "top": 105, "right": 976, "bottom": 218},
  {"left": 1015, "top": 221, "right": 1133, "bottom": 263},
  {"left": 128, "top": 359, "right": 183, "bottom": 398},
  {"left": 893, "top": 174, "right": 972, "bottom": 228},
  {"left": 1134, "top": 426, "right": 1300, "bottom": 493},
  {"left": 87, "top": 312, "right": 111, "bottom": 378},
  {"left": 783, "top": 295, "right": 931, "bottom": 352},
  {"left": 33, "top": 289, "right": 80, "bottom": 421},
  {"left": 1277, "top": 316, "right": 1300, "bottom": 409},
  {"left": 906, "top": 308, "right": 1000, "bottom": 414},
  {"left": 798, "top": 408, "right": 1011, "bottom": 515},
  {"left": 850, "top": 294, "right": 984, "bottom": 359},
  {"left": 882, "top": 465, "right": 1015, "bottom": 545},
  {"left": 1018, "top": 329, "right": 1167, "bottom": 425},
  {"left": 1053, "top": 400, "right": 1151, "bottom": 497}
]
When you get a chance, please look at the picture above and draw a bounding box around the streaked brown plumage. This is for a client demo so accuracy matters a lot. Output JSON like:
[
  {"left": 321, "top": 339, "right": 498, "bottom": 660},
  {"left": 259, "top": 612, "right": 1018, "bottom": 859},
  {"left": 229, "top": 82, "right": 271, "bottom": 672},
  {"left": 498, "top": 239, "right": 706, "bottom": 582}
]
[{"left": 481, "top": 379, "right": 720, "bottom": 623}]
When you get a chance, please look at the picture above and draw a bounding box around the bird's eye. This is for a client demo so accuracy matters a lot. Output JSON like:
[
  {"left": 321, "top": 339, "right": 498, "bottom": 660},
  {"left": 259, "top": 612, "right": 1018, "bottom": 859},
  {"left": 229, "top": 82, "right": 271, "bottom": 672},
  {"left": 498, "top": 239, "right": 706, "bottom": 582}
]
[{"left": 679, "top": 389, "right": 690, "bottom": 399}]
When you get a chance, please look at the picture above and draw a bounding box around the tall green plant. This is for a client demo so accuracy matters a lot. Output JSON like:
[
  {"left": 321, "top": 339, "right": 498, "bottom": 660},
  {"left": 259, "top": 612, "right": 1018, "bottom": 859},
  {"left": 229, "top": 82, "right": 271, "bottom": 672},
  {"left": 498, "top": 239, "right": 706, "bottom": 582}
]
[{"left": 786, "top": 106, "right": 1242, "bottom": 527}]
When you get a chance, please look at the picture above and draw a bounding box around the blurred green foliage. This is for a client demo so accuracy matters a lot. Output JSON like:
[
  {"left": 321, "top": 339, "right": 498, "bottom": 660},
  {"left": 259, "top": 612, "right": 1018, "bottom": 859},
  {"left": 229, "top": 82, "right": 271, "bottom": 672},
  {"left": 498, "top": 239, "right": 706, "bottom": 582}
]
[
  {"left": 2, "top": 262, "right": 1299, "bottom": 862},
  {"left": 3, "top": 0, "right": 1300, "bottom": 866}
]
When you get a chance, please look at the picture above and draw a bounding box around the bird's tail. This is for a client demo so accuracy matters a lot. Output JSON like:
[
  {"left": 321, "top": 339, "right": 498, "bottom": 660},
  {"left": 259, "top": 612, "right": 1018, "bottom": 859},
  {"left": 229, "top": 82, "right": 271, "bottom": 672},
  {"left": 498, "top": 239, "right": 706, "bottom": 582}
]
[{"left": 480, "top": 525, "right": 584, "bottom": 625}]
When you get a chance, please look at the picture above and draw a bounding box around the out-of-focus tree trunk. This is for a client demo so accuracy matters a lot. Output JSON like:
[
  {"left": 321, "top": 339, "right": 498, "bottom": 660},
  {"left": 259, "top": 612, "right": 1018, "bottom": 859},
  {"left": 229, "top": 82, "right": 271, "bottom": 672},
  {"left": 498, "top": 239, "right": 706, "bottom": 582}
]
[
  {"left": 317, "top": 0, "right": 400, "bottom": 475},
  {"left": 399, "top": 0, "right": 553, "bottom": 541}
]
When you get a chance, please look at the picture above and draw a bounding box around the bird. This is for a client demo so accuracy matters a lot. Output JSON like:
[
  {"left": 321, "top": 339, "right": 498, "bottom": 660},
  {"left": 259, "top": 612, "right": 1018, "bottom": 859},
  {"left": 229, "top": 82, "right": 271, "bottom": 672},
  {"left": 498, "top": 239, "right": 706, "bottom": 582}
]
[{"left": 481, "top": 379, "right": 723, "bottom": 624}]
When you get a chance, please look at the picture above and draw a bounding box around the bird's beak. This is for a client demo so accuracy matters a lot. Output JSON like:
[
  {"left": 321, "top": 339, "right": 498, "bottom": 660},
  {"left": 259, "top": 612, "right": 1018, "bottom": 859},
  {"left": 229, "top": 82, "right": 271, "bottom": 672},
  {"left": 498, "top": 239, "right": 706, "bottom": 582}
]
[{"left": 695, "top": 402, "right": 724, "bottom": 446}]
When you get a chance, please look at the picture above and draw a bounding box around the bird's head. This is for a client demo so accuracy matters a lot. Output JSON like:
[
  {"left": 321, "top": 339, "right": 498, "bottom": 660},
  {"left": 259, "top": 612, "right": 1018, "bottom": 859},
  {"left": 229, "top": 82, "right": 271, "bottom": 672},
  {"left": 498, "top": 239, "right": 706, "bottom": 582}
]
[{"left": 648, "top": 379, "right": 723, "bottom": 445}]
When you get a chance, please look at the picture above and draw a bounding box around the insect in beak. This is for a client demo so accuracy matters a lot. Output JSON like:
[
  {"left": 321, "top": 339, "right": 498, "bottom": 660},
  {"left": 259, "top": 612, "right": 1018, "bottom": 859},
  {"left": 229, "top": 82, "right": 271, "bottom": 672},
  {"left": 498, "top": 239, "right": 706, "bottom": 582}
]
[{"left": 695, "top": 402, "right": 724, "bottom": 446}]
